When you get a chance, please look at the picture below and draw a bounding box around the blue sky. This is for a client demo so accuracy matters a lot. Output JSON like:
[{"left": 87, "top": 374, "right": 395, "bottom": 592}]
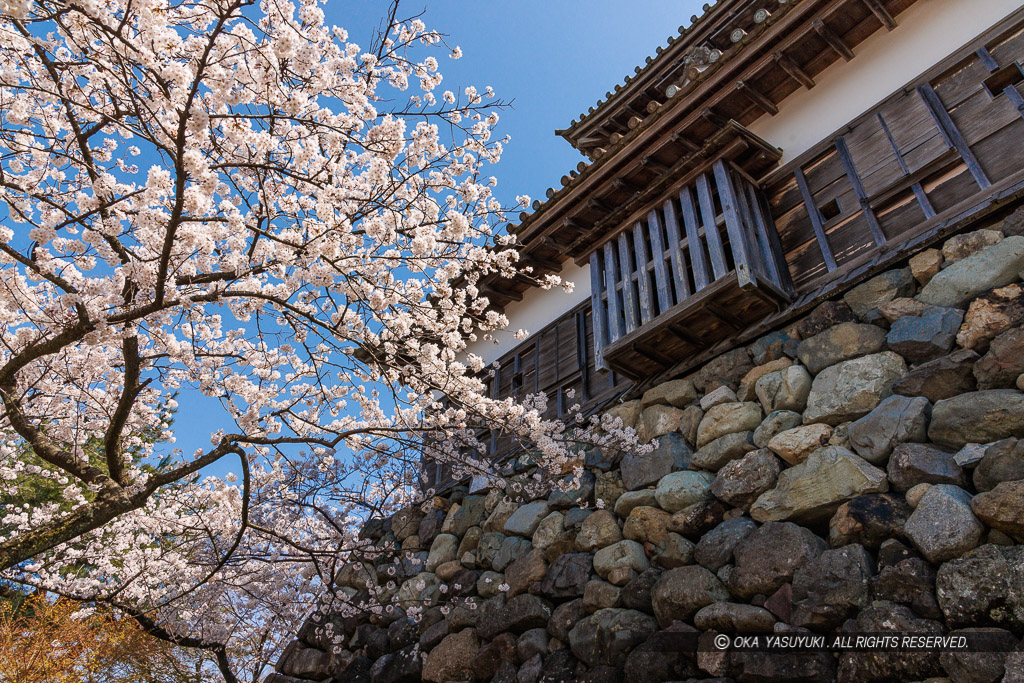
[{"left": 175, "top": 0, "right": 703, "bottom": 467}]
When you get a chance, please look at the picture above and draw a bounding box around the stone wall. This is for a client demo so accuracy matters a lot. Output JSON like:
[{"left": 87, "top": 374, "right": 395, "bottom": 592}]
[{"left": 266, "top": 222, "right": 1024, "bottom": 683}]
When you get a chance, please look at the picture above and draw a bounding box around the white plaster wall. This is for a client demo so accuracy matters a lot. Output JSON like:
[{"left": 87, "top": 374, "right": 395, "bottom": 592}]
[
  {"left": 749, "top": 0, "right": 1024, "bottom": 165},
  {"left": 466, "top": 260, "right": 592, "bottom": 364}
]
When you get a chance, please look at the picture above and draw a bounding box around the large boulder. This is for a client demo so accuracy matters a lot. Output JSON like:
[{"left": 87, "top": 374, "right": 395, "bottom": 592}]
[
  {"left": 693, "top": 603, "right": 776, "bottom": 632},
  {"left": 935, "top": 544, "right": 1024, "bottom": 629},
  {"left": 729, "top": 521, "right": 827, "bottom": 599},
  {"left": 939, "top": 628, "right": 1018, "bottom": 683},
  {"left": 891, "top": 349, "right": 979, "bottom": 402},
  {"left": 638, "top": 404, "right": 684, "bottom": 442},
  {"left": 620, "top": 433, "right": 691, "bottom": 490},
  {"left": 843, "top": 268, "right": 915, "bottom": 323},
  {"left": 795, "top": 322, "right": 887, "bottom": 374},
  {"left": 696, "top": 402, "right": 762, "bottom": 448},
  {"left": 928, "top": 390, "right": 1024, "bottom": 447},
  {"left": 504, "top": 548, "right": 548, "bottom": 598},
  {"left": 790, "top": 544, "right": 874, "bottom": 631},
  {"left": 623, "top": 506, "right": 671, "bottom": 546},
  {"left": 796, "top": 300, "right": 859, "bottom": 338},
  {"left": 693, "top": 347, "right": 754, "bottom": 392},
  {"left": 802, "top": 352, "right": 907, "bottom": 425},
  {"left": 750, "top": 446, "right": 889, "bottom": 524},
  {"left": 548, "top": 471, "right": 595, "bottom": 509},
  {"left": 974, "top": 438, "right": 1024, "bottom": 491},
  {"left": 956, "top": 283, "right": 1024, "bottom": 351},
  {"left": 904, "top": 485, "right": 984, "bottom": 563},
  {"left": 917, "top": 235, "right": 1024, "bottom": 308},
  {"left": 836, "top": 605, "right": 945, "bottom": 681},
  {"left": 753, "top": 409, "right": 803, "bottom": 448},
  {"left": 767, "top": 424, "right": 832, "bottom": 465},
  {"left": 847, "top": 394, "right": 930, "bottom": 464},
  {"left": 422, "top": 628, "right": 479, "bottom": 683},
  {"left": 593, "top": 540, "right": 650, "bottom": 585},
  {"left": 568, "top": 608, "right": 658, "bottom": 668},
  {"left": 909, "top": 248, "right": 943, "bottom": 285},
  {"left": 738, "top": 357, "right": 793, "bottom": 401},
  {"left": 942, "top": 228, "right": 1005, "bottom": 262},
  {"left": 503, "top": 501, "right": 551, "bottom": 538},
  {"left": 425, "top": 533, "right": 459, "bottom": 572},
  {"left": 885, "top": 306, "right": 964, "bottom": 363},
  {"left": 694, "top": 516, "right": 758, "bottom": 571},
  {"left": 828, "top": 493, "right": 911, "bottom": 549},
  {"left": 651, "top": 565, "right": 730, "bottom": 626},
  {"left": 538, "top": 553, "right": 591, "bottom": 599},
  {"left": 754, "top": 364, "right": 813, "bottom": 413},
  {"left": 974, "top": 327, "right": 1024, "bottom": 389},
  {"left": 641, "top": 379, "right": 697, "bottom": 409},
  {"left": 575, "top": 509, "right": 622, "bottom": 552},
  {"left": 710, "top": 449, "right": 782, "bottom": 509},
  {"left": 971, "top": 481, "right": 1024, "bottom": 540},
  {"left": 690, "top": 430, "right": 756, "bottom": 471},
  {"left": 654, "top": 470, "right": 715, "bottom": 513},
  {"left": 886, "top": 442, "right": 966, "bottom": 491}
]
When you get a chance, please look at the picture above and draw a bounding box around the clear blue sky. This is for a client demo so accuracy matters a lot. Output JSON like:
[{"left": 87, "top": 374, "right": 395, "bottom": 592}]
[{"left": 176, "top": 0, "right": 703, "bottom": 465}]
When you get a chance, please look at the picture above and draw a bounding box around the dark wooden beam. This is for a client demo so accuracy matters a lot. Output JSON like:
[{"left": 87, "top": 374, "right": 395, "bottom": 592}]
[
  {"left": 481, "top": 283, "right": 522, "bottom": 302},
  {"left": 701, "top": 107, "right": 729, "bottom": 128},
  {"left": 814, "top": 18, "right": 854, "bottom": 61},
  {"left": 773, "top": 51, "right": 815, "bottom": 89},
  {"left": 876, "top": 112, "right": 935, "bottom": 219},
  {"left": 917, "top": 83, "right": 991, "bottom": 190},
  {"left": 737, "top": 80, "right": 779, "bottom": 116},
  {"left": 671, "top": 131, "right": 700, "bottom": 153},
  {"left": 862, "top": 0, "right": 897, "bottom": 30},
  {"left": 794, "top": 167, "right": 838, "bottom": 271},
  {"left": 640, "top": 155, "right": 669, "bottom": 175},
  {"left": 835, "top": 136, "right": 887, "bottom": 247}
]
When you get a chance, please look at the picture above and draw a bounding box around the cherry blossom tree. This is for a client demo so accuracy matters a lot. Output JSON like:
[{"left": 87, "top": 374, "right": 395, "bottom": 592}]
[{"left": 0, "top": 0, "right": 640, "bottom": 679}]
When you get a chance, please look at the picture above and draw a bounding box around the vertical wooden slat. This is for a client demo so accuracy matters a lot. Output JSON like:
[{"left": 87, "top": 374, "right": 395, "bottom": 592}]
[
  {"left": 662, "top": 197, "right": 693, "bottom": 301},
  {"left": 603, "top": 241, "right": 623, "bottom": 343},
  {"left": 794, "top": 167, "right": 838, "bottom": 271},
  {"left": 835, "top": 136, "right": 887, "bottom": 247},
  {"left": 588, "top": 251, "right": 607, "bottom": 368},
  {"left": 976, "top": 46, "right": 999, "bottom": 71},
  {"left": 678, "top": 188, "right": 711, "bottom": 290},
  {"left": 730, "top": 168, "right": 768, "bottom": 279},
  {"left": 695, "top": 173, "right": 730, "bottom": 279},
  {"left": 743, "top": 180, "right": 782, "bottom": 288},
  {"left": 753, "top": 186, "right": 795, "bottom": 294},
  {"left": 617, "top": 231, "right": 640, "bottom": 332},
  {"left": 631, "top": 222, "right": 655, "bottom": 323},
  {"left": 645, "top": 210, "right": 674, "bottom": 313},
  {"left": 876, "top": 112, "right": 936, "bottom": 219},
  {"left": 575, "top": 309, "right": 589, "bottom": 402},
  {"left": 713, "top": 159, "right": 755, "bottom": 288},
  {"left": 917, "top": 83, "right": 991, "bottom": 190}
]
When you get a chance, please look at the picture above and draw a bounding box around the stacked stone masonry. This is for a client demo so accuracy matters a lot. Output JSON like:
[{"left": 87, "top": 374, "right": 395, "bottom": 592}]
[{"left": 268, "top": 220, "right": 1024, "bottom": 683}]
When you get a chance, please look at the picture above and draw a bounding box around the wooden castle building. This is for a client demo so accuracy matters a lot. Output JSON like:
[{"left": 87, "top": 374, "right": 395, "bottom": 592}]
[{"left": 431, "top": 0, "right": 1024, "bottom": 486}]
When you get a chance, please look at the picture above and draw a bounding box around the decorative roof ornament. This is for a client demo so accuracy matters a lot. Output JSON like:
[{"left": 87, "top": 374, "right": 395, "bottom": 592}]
[{"left": 666, "top": 44, "right": 722, "bottom": 98}]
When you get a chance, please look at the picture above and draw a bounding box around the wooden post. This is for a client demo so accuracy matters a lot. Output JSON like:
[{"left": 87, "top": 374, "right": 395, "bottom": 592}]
[
  {"left": 677, "top": 189, "right": 710, "bottom": 290},
  {"left": 835, "top": 136, "right": 887, "bottom": 247},
  {"left": 645, "top": 209, "right": 674, "bottom": 313},
  {"left": 813, "top": 18, "right": 854, "bottom": 61},
  {"left": 713, "top": 159, "right": 755, "bottom": 288},
  {"left": 794, "top": 167, "right": 838, "bottom": 271},
  {"left": 631, "top": 222, "right": 655, "bottom": 323},
  {"left": 602, "top": 241, "right": 623, "bottom": 343},
  {"left": 617, "top": 231, "right": 640, "bottom": 333},
  {"left": 662, "top": 197, "right": 693, "bottom": 302},
  {"left": 695, "top": 173, "right": 730, "bottom": 280}
]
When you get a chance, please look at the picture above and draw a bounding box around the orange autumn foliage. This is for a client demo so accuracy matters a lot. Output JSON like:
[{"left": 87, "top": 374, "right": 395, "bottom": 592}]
[{"left": 0, "top": 594, "right": 204, "bottom": 683}]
